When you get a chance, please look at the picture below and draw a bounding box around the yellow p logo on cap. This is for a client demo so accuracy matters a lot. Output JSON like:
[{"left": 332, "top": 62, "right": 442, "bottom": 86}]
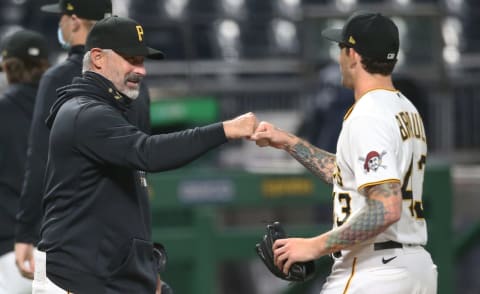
[
  {"left": 348, "top": 36, "right": 356, "bottom": 45},
  {"left": 136, "top": 25, "right": 144, "bottom": 42}
]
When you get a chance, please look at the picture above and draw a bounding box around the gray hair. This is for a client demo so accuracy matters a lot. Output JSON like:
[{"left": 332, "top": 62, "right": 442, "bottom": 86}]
[{"left": 82, "top": 49, "right": 113, "bottom": 73}]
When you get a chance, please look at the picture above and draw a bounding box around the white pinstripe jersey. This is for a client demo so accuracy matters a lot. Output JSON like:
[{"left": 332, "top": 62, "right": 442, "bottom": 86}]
[{"left": 332, "top": 89, "right": 428, "bottom": 245}]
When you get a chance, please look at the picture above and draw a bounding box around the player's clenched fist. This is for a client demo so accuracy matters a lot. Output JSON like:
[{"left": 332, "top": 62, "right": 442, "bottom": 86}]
[
  {"left": 222, "top": 112, "right": 258, "bottom": 139},
  {"left": 251, "top": 121, "right": 298, "bottom": 149}
]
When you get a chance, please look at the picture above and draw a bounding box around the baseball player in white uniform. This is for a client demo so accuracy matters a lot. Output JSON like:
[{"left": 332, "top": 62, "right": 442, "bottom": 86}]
[{"left": 251, "top": 11, "right": 437, "bottom": 293}]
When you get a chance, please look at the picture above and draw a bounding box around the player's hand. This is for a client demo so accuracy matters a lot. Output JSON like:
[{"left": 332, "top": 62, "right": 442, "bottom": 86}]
[
  {"left": 223, "top": 112, "right": 258, "bottom": 139},
  {"left": 14, "top": 242, "right": 35, "bottom": 279},
  {"left": 250, "top": 121, "right": 297, "bottom": 149},
  {"left": 156, "top": 275, "right": 162, "bottom": 294},
  {"left": 273, "top": 238, "right": 318, "bottom": 274}
]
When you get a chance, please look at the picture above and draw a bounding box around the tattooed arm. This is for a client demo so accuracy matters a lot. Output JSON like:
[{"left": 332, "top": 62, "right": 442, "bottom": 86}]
[
  {"left": 286, "top": 140, "right": 336, "bottom": 184},
  {"left": 321, "top": 181, "right": 402, "bottom": 253},
  {"left": 272, "top": 181, "right": 402, "bottom": 274},
  {"left": 251, "top": 121, "right": 336, "bottom": 184}
]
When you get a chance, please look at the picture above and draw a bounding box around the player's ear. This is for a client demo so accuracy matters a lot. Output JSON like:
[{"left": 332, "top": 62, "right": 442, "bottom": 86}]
[
  {"left": 89, "top": 48, "right": 105, "bottom": 70},
  {"left": 349, "top": 47, "right": 359, "bottom": 59},
  {"left": 343, "top": 47, "right": 356, "bottom": 68},
  {"left": 350, "top": 48, "right": 363, "bottom": 65}
]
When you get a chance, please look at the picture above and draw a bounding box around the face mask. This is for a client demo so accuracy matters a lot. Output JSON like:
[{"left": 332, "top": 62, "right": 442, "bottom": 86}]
[
  {"left": 0, "top": 72, "right": 7, "bottom": 88},
  {"left": 57, "top": 27, "right": 71, "bottom": 50}
]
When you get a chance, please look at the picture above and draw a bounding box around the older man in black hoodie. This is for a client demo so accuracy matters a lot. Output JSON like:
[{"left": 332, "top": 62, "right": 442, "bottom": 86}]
[
  {"left": 0, "top": 29, "right": 49, "bottom": 294},
  {"left": 15, "top": 0, "right": 154, "bottom": 281},
  {"left": 33, "top": 16, "right": 257, "bottom": 294}
]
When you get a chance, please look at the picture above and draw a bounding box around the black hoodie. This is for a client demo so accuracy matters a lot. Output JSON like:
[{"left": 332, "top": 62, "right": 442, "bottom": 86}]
[
  {"left": 0, "top": 83, "right": 36, "bottom": 256},
  {"left": 38, "top": 71, "right": 227, "bottom": 293},
  {"left": 16, "top": 45, "right": 152, "bottom": 245}
]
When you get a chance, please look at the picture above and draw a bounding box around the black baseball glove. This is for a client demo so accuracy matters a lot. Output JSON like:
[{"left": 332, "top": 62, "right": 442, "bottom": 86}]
[{"left": 255, "top": 222, "right": 315, "bottom": 282}]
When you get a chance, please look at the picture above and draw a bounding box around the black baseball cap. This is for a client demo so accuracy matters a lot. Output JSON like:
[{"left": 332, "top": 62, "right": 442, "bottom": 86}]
[
  {"left": 1, "top": 29, "right": 48, "bottom": 68},
  {"left": 41, "top": 0, "right": 112, "bottom": 21},
  {"left": 321, "top": 11, "right": 399, "bottom": 61},
  {"left": 86, "top": 16, "right": 165, "bottom": 60}
]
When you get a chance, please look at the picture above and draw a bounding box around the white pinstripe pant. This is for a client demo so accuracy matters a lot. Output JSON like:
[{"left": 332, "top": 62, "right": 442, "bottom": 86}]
[{"left": 32, "top": 249, "right": 72, "bottom": 294}]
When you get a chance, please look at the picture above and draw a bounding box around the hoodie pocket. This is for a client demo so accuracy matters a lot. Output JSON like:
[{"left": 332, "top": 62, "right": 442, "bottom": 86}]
[{"left": 106, "top": 238, "right": 157, "bottom": 293}]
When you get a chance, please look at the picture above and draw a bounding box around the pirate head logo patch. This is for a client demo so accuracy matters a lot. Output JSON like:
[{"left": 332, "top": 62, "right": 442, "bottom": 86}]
[{"left": 359, "top": 151, "right": 387, "bottom": 173}]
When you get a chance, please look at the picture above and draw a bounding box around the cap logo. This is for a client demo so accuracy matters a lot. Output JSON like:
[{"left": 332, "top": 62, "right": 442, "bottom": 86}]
[
  {"left": 348, "top": 36, "right": 356, "bottom": 45},
  {"left": 66, "top": 3, "right": 74, "bottom": 11},
  {"left": 387, "top": 53, "right": 396, "bottom": 60},
  {"left": 28, "top": 47, "right": 40, "bottom": 56},
  {"left": 136, "top": 25, "right": 144, "bottom": 42}
]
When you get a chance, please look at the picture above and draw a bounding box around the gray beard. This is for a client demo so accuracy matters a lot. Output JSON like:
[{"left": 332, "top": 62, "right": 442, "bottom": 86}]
[{"left": 123, "top": 88, "right": 139, "bottom": 100}]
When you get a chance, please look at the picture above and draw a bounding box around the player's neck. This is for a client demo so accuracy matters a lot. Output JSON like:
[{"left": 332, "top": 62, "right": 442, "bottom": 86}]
[{"left": 353, "top": 73, "right": 395, "bottom": 101}]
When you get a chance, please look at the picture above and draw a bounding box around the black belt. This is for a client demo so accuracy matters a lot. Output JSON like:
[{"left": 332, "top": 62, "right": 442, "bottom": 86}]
[
  {"left": 373, "top": 240, "right": 403, "bottom": 251},
  {"left": 333, "top": 241, "right": 403, "bottom": 258}
]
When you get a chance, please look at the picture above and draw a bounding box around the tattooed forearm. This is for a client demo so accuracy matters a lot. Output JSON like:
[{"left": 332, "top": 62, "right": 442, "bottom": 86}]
[
  {"left": 326, "top": 199, "right": 386, "bottom": 252},
  {"left": 287, "top": 139, "right": 336, "bottom": 184},
  {"left": 363, "top": 182, "right": 402, "bottom": 199},
  {"left": 325, "top": 198, "right": 387, "bottom": 252},
  {"left": 324, "top": 182, "right": 402, "bottom": 253}
]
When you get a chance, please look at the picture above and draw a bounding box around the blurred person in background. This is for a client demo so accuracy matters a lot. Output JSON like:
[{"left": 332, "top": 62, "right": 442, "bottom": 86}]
[
  {"left": 0, "top": 28, "right": 50, "bottom": 294},
  {"left": 14, "top": 0, "right": 152, "bottom": 280},
  {"left": 297, "top": 62, "right": 354, "bottom": 153}
]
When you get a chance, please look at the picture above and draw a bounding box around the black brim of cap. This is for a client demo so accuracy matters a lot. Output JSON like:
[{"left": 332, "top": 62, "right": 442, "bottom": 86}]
[
  {"left": 321, "top": 28, "right": 344, "bottom": 43},
  {"left": 113, "top": 47, "right": 165, "bottom": 60},
  {"left": 146, "top": 47, "right": 165, "bottom": 60},
  {"left": 41, "top": 4, "right": 62, "bottom": 14}
]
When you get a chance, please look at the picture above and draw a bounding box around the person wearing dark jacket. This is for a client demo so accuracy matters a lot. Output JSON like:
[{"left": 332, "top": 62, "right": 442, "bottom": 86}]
[
  {"left": 0, "top": 29, "right": 50, "bottom": 294},
  {"left": 15, "top": 0, "right": 152, "bottom": 280},
  {"left": 32, "top": 16, "right": 257, "bottom": 294}
]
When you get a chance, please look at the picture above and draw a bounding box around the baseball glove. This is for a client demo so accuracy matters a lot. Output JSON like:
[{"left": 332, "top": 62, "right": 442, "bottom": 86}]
[{"left": 255, "top": 222, "right": 315, "bottom": 282}]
